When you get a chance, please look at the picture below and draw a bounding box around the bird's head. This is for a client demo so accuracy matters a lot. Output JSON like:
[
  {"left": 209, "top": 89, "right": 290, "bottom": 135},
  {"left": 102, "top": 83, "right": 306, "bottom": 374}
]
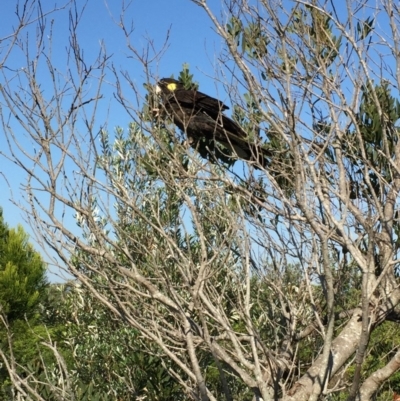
[{"left": 155, "top": 78, "right": 185, "bottom": 94}]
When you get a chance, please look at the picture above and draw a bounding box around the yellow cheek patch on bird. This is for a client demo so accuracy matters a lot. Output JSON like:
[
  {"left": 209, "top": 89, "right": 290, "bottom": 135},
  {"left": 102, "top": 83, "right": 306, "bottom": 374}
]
[{"left": 167, "top": 83, "right": 177, "bottom": 91}]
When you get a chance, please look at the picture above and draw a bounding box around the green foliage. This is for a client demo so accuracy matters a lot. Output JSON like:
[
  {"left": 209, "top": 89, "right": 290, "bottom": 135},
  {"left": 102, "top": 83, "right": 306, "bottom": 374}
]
[
  {"left": 289, "top": 6, "right": 342, "bottom": 71},
  {"left": 226, "top": 16, "right": 243, "bottom": 44},
  {"left": 357, "top": 82, "right": 400, "bottom": 159},
  {"left": 233, "top": 93, "right": 263, "bottom": 140},
  {"left": 356, "top": 17, "right": 374, "bottom": 41},
  {"left": 0, "top": 209, "right": 54, "bottom": 398},
  {"left": 325, "top": 321, "right": 400, "bottom": 401},
  {"left": 57, "top": 284, "right": 185, "bottom": 400},
  {"left": 178, "top": 63, "right": 199, "bottom": 90},
  {"left": 307, "top": 6, "right": 341, "bottom": 68},
  {"left": 0, "top": 209, "right": 47, "bottom": 320},
  {"left": 0, "top": 316, "right": 70, "bottom": 399},
  {"left": 344, "top": 82, "right": 400, "bottom": 199},
  {"left": 226, "top": 17, "right": 269, "bottom": 58},
  {"left": 364, "top": 322, "right": 400, "bottom": 397}
]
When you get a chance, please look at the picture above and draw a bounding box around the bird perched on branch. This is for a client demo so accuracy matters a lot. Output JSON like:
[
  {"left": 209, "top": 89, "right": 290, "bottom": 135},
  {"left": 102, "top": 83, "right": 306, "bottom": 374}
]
[{"left": 155, "top": 78, "right": 269, "bottom": 167}]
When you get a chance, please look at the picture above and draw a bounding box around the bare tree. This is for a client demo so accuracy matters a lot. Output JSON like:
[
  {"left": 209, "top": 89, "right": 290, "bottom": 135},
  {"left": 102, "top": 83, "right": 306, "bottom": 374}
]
[{"left": 1, "top": 0, "right": 400, "bottom": 400}]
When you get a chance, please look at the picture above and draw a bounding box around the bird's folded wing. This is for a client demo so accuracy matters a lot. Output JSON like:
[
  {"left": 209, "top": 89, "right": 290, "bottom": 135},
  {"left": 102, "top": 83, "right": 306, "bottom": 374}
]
[{"left": 172, "top": 89, "right": 229, "bottom": 115}]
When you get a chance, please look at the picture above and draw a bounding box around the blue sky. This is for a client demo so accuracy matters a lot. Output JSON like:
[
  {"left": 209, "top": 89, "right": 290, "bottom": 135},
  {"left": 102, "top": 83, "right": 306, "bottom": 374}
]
[{"left": 0, "top": 0, "right": 229, "bottom": 279}]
